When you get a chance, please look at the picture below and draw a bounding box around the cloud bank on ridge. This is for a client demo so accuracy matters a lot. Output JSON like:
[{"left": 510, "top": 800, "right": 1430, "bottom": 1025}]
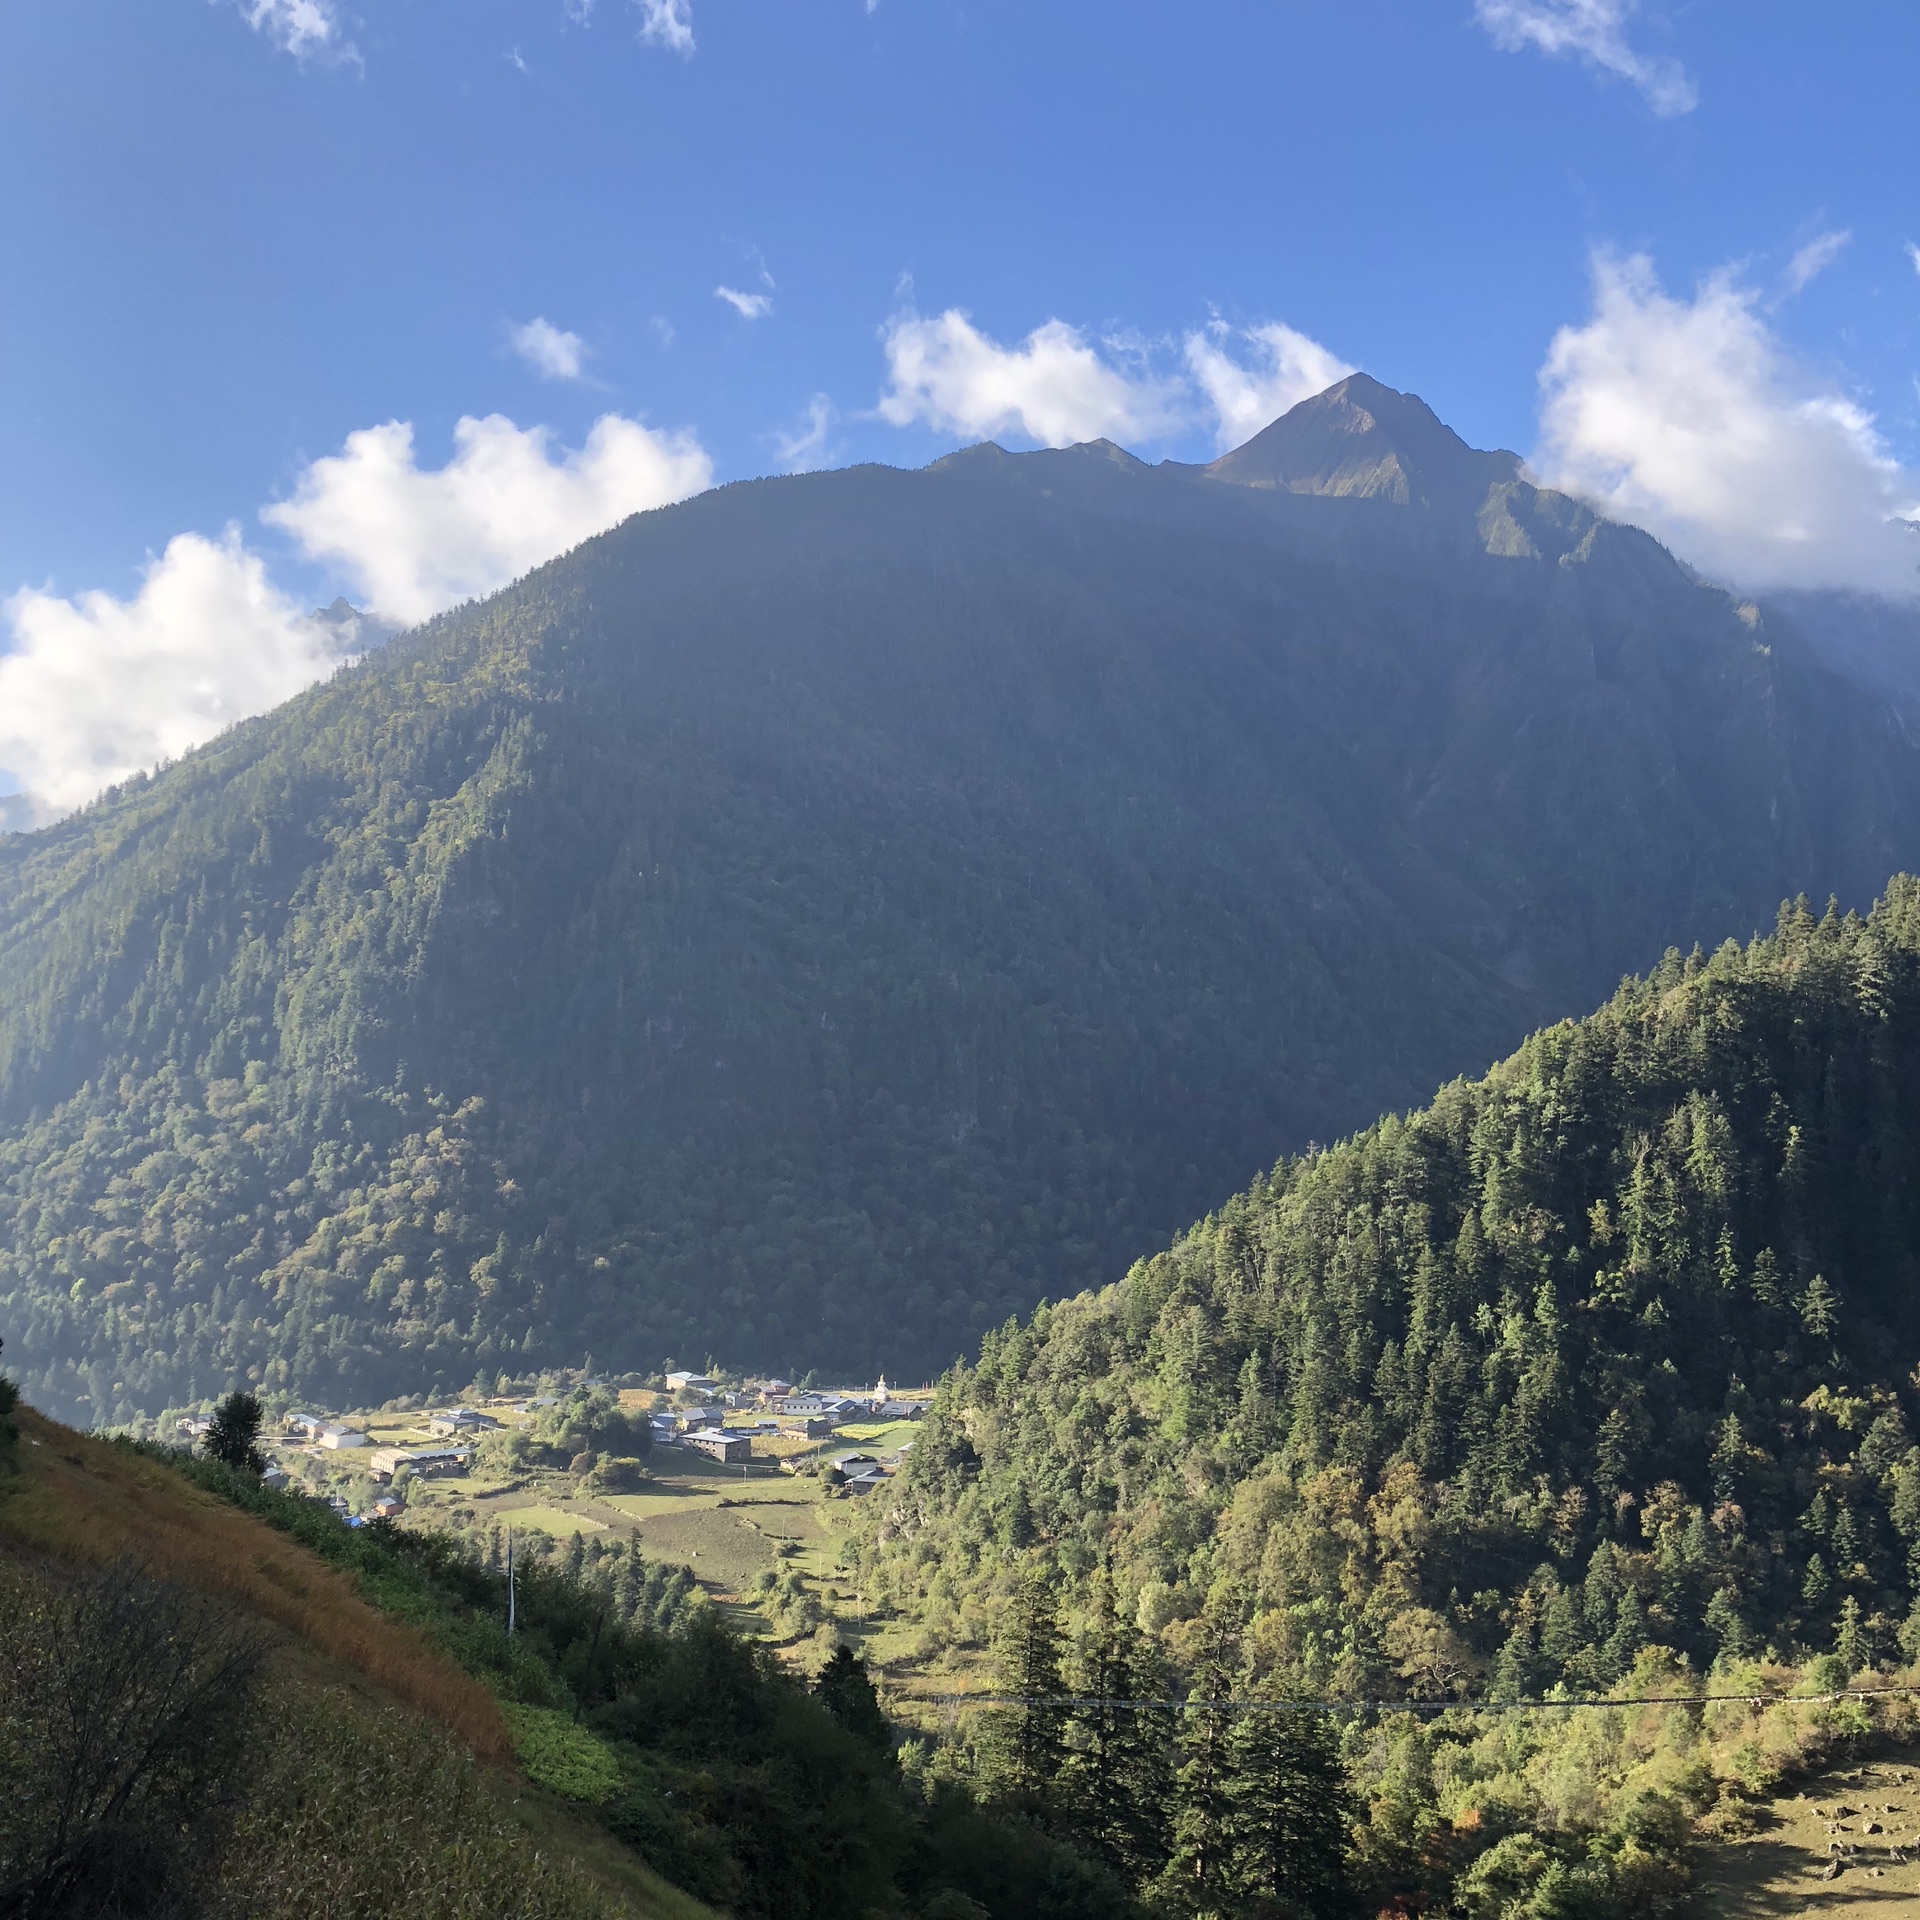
[
  {"left": 1536, "top": 253, "right": 1920, "bottom": 599},
  {"left": 877, "top": 308, "right": 1349, "bottom": 452},
  {"left": 1, "top": 411, "right": 712, "bottom": 826}
]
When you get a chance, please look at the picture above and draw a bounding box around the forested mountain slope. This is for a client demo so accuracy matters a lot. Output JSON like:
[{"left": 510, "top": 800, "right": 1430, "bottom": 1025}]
[
  {"left": 3, "top": 376, "right": 1919, "bottom": 1421},
  {"left": 859, "top": 884, "right": 1920, "bottom": 1689}
]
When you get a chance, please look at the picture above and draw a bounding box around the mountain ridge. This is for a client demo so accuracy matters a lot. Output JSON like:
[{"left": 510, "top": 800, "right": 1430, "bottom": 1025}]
[{"left": 3, "top": 381, "right": 1919, "bottom": 1421}]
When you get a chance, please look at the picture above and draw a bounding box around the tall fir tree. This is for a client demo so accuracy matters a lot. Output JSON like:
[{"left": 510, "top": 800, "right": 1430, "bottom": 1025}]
[
  {"left": 1227, "top": 1686, "right": 1356, "bottom": 1918},
  {"left": 202, "top": 1391, "right": 265, "bottom": 1473},
  {"left": 1061, "top": 1571, "right": 1172, "bottom": 1878},
  {"left": 1163, "top": 1639, "right": 1237, "bottom": 1911},
  {"left": 981, "top": 1571, "right": 1069, "bottom": 1818}
]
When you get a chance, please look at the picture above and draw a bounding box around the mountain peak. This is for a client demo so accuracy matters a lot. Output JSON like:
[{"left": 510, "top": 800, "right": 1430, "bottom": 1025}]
[{"left": 1205, "top": 372, "right": 1522, "bottom": 507}]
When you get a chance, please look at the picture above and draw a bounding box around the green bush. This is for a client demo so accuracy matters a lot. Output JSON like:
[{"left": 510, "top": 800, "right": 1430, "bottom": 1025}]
[{"left": 507, "top": 1703, "right": 626, "bottom": 1805}]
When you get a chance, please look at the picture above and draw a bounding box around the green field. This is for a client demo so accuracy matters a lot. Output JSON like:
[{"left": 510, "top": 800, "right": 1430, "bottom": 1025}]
[
  {"left": 831, "top": 1421, "right": 920, "bottom": 1449},
  {"left": 502, "top": 1505, "right": 610, "bottom": 1537},
  {"left": 1701, "top": 1748, "right": 1920, "bottom": 1917}
]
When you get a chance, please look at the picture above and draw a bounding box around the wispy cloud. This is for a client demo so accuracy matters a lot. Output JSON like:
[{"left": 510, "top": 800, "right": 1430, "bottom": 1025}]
[
  {"left": 229, "top": 0, "right": 356, "bottom": 63},
  {"left": 635, "top": 0, "right": 694, "bottom": 54},
  {"left": 774, "top": 396, "right": 839, "bottom": 472},
  {"left": 1907, "top": 242, "right": 1920, "bottom": 279},
  {"left": 1473, "top": 0, "right": 1696, "bottom": 115},
  {"left": 1784, "top": 229, "right": 1850, "bottom": 295},
  {"left": 716, "top": 286, "right": 774, "bottom": 320},
  {"left": 1536, "top": 251, "right": 1919, "bottom": 596},
  {"left": 509, "top": 317, "right": 590, "bottom": 381}
]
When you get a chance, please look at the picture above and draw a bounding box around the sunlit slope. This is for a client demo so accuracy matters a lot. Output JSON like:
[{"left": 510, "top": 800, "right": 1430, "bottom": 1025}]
[
  {"left": 864, "top": 884, "right": 1920, "bottom": 1691},
  {"left": 0, "top": 1404, "right": 717, "bottom": 1920},
  {"left": 4, "top": 376, "right": 1919, "bottom": 1417}
]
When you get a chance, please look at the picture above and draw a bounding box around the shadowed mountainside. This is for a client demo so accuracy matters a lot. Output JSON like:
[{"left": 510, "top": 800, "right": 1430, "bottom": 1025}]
[{"left": 3, "top": 375, "right": 1920, "bottom": 1418}]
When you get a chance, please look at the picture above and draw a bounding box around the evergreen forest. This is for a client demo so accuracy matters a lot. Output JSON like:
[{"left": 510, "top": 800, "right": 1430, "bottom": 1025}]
[{"left": 844, "top": 880, "right": 1920, "bottom": 1907}]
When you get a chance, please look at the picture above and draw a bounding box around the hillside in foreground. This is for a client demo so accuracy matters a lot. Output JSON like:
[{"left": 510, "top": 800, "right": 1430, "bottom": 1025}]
[
  {"left": 6, "top": 375, "right": 1920, "bottom": 1420},
  {"left": 0, "top": 1399, "right": 706, "bottom": 1919},
  {"left": 833, "top": 879, "right": 1920, "bottom": 1913},
  {"left": 863, "top": 881, "right": 1920, "bottom": 1684}
]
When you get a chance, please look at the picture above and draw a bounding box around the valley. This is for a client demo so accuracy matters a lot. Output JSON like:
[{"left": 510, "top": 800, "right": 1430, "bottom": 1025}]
[{"left": 9, "top": 379, "right": 1920, "bottom": 1919}]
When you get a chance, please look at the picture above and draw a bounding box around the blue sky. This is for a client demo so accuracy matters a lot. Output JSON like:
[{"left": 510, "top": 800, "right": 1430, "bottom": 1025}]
[{"left": 3, "top": 0, "right": 1919, "bottom": 817}]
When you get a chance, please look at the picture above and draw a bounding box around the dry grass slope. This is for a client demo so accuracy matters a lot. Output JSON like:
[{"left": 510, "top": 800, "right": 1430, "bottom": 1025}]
[{"left": 1, "top": 1405, "right": 511, "bottom": 1760}]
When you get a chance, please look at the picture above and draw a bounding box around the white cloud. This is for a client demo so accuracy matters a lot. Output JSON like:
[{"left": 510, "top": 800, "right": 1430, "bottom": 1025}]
[
  {"left": 1184, "top": 321, "right": 1355, "bottom": 453},
  {"left": 1536, "top": 252, "right": 1919, "bottom": 597},
  {"left": 715, "top": 286, "right": 774, "bottom": 320},
  {"left": 230, "top": 0, "right": 354, "bottom": 62},
  {"left": 1785, "top": 229, "right": 1850, "bottom": 295},
  {"left": 877, "top": 308, "right": 1188, "bottom": 448},
  {"left": 2, "top": 406, "right": 712, "bottom": 824},
  {"left": 1474, "top": 0, "right": 1696, "bottom": 115},
  {"left": 1906, "top": 241, "right": 1920, "bottom": 279},
  {"left": 635, "top": 0, "right": 694, "bottom": 54},
  {"left": 264, "top": 412, "right": 712, "bottom": 626},
  {"left": 0, "top": 532, "right": 352, "bottom": 824},
  {"left": 774, "top": 396, "right": 838, "bottom": 472},
  {"left": 509, "top": 317, "right": 589, "bottom": 380}
]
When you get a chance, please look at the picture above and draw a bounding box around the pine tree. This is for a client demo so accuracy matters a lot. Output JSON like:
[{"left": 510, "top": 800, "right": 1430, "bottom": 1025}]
[
  {"left": 1227, "top": 1688, "right": 1356, "bottom": 1918},
  {"left": 1061, "top": 1572, "right": 1172, "bottom": 1878},
  {"left": 1836, "top": 1594, "right": 1869, "bottom": 1676},
  {"left": 979, "top": 1571, "right": 1069, "bottom": 1818},
  {"left": 816, "top": 1645, "right": 893, "bottom": 1753},
  {"left": 1163, "top": 1643, "right": 1236, "bottom": 1910},
  {"left": 202, "top": 1391, "right": 265, "bottom": 1473},
  {"left": 1804, "top": 1552, "right": 1832, "bottom": 1610}
]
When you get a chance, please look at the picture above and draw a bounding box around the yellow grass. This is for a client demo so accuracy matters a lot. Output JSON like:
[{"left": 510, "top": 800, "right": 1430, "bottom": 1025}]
[{"left": 1, "top": 1407, "right": 512, "bottom": 1761}]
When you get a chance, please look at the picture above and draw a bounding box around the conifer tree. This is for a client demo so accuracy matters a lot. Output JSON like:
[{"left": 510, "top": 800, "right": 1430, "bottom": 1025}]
[
  {"left": 1163, "top": 1641, "right": 1236, "bottom": 1910},
  {"left": 1836, "top": 1594, "right": 1869, "bottom": 1675},
  {"left": 1226, "top": 1688, "right": 1356, "bottom": 1918},
  {"left": 202, "top": 1391, "right": 265, "bottom": 1473},
  {"left": 979, "top": 1571, "right": 1069, "bottom": 1818},
  {"left": 816, "top": 1645, "right": 893, "bottom": 1754},
  {"left": 1061, "top": 1572, "right": 1171, "bottom": 1877}
]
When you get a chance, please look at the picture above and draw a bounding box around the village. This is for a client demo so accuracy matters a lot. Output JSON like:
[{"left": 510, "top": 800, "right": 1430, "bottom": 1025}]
[{"left": 174, "top": 1369, "right": 931, "bottom": 1653}]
